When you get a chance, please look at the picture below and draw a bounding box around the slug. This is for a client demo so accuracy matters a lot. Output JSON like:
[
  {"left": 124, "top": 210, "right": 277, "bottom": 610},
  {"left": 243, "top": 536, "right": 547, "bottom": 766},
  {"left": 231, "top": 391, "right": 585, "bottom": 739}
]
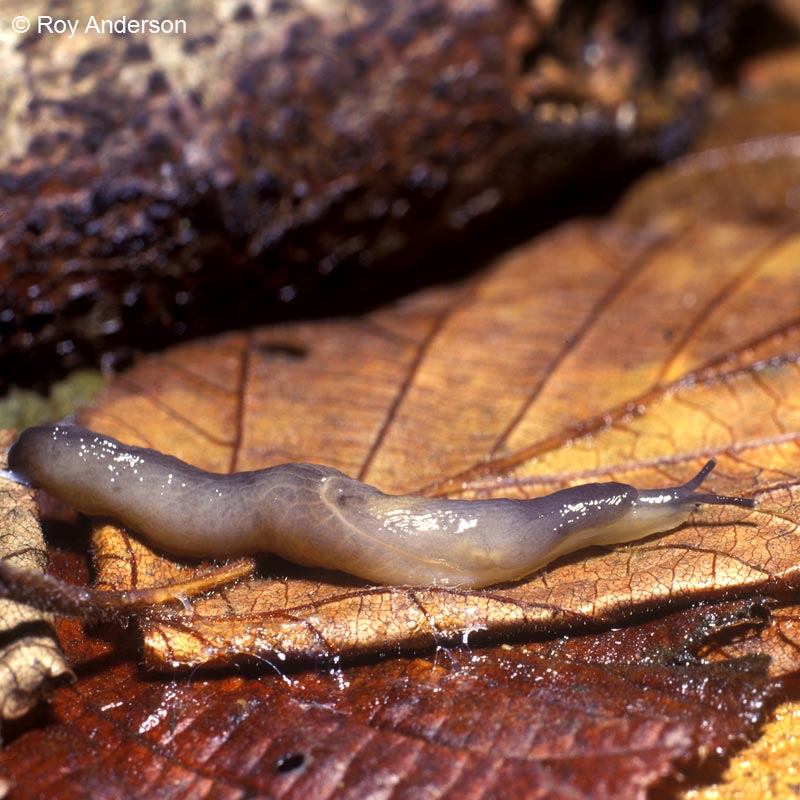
[{"left": 6, "top": 425, "right": 755, "bottom": 588}]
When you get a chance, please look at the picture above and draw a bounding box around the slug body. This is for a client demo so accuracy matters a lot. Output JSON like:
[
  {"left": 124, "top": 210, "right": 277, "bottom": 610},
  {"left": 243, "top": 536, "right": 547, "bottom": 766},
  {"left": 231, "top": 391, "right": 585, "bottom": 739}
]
[{"left": 7, "top": 425, "right": 755, "bottom": 588}]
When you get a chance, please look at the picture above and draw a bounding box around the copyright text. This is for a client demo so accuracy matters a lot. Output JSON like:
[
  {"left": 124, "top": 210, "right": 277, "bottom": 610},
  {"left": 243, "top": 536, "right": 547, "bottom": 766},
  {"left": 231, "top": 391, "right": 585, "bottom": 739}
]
[{"left": 12, "top": 15, "right": 187, "bottom": 37}]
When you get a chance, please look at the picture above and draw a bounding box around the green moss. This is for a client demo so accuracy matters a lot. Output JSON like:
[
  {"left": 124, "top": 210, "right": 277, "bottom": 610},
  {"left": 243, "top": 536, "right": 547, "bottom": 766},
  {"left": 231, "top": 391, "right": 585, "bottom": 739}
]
[{"left": 0, "top": 370, "right": 106, "bottom": 430}]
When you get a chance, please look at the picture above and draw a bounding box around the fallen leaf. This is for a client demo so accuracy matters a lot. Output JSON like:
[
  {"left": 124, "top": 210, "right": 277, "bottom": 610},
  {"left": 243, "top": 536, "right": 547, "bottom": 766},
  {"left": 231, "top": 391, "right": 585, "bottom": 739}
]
[
  {"left": 683, "top": 696, "right": 800, "bottom": 800},
  {"left": 0, "top": 590, "right": 783, "bottom": 800},
  {"left": 76, "top": 216, "right": 800, "bottom": 670},
  {"left": 0, "top": 432, "right": 70, "bottom": 722}
]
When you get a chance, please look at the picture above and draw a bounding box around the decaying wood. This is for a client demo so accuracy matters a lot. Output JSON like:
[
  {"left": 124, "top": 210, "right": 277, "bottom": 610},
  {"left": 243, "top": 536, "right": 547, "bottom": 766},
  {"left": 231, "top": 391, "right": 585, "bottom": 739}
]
[{"left": 0, "top": 0, "right": 748, "bottom": 388}]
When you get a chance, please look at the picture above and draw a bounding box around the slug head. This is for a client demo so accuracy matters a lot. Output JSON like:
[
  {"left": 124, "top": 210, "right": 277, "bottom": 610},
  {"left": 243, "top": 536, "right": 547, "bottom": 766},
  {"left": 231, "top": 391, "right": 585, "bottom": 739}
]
[
  {"left": 671, "top": 459, "right": 756, "bottom": 510},
  {"left": 636, "top": 459, "right": 755, "bottom": 512}
]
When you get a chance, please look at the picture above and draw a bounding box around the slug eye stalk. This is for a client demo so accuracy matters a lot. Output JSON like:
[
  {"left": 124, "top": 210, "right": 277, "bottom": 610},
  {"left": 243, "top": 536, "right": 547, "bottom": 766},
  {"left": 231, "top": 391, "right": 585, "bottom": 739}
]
[{"left": 680, "top": 459, "right": 756, "bottom": 509}]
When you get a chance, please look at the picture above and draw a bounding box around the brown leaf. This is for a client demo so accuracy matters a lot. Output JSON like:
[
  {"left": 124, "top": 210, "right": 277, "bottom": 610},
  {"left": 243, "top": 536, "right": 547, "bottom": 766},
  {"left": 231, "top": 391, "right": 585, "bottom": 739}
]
[
  {"left": 0, "top": 592, "right": 783, "bottom": 800},
  {"left": 77, "top": 214, "right": 800, "bottom": 670},
  {"left": 708, "top": 600, "right": 800, "bottom": 677},
  {"left": 0, "top": 432, "right": 70, "bottom": 721}
]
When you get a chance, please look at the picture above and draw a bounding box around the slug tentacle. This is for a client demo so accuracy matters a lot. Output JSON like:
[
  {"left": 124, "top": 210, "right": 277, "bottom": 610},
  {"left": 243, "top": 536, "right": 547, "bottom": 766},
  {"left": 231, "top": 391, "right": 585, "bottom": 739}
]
[
  {"left": 677, "top": 458, "right": 756, "bottom": 509},
  {"left": 5, "top": 425, "right": 756, "bottom": 588}
]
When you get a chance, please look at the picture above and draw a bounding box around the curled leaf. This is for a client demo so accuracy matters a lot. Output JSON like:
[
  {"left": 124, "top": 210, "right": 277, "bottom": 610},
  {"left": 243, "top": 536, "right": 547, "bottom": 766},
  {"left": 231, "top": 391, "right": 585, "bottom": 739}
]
[{"left": 0, "top": 433, "right": 71, "bottom": 721}]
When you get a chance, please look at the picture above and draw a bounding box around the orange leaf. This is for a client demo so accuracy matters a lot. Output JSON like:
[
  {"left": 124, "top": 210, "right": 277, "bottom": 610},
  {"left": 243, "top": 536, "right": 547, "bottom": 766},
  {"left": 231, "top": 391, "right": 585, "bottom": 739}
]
[{"left": 75, "top": 208, "right": 800, "bottom": 669}]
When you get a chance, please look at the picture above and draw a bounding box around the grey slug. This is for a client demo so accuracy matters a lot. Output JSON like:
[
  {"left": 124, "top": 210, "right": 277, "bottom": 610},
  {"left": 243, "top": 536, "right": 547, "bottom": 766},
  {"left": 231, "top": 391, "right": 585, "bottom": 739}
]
[{"left": 6, "top": 425, "right": 756, "bottom": 588}]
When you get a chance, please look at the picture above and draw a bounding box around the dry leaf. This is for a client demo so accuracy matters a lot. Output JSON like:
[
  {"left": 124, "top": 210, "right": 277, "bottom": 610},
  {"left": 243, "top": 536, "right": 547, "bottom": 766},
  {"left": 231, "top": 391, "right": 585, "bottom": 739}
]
[
  {"left": 683, "top": 698, "right": 800, "bottom": 800},
  {"left": 76, "top": 213, "right": 800, "bottom": 670},
  {"left": 0, "top": 595, "right": 783, "bottom": 800},
  {"left": 0, "top": 432, "right": 70, "bottom": 721}
]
